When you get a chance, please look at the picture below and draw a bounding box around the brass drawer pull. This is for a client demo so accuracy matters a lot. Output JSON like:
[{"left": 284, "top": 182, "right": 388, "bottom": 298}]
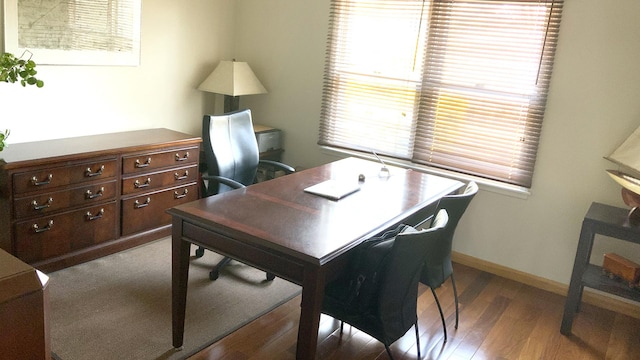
[
  {"left": 134, "top": 197, "right": 151, "bottom": 209},
  {"left": 86, "top": 208, "right": 105, "bottom": 221},
  {"left": 85, "top": 187, "right": 105, "bottom": 200},
  {"left": 174, "top": 189, "right": 189, "bottom": 199},
  {"left": 32, "top": 220, "right": 54, "bottom": 233},
  {"left": 85, "top": 165, "right": 105, "bottom": 177},
  {"left": 134, "top": 178, "right": 152, "bottom": 188},
  {"left": 31, "top": 174, "right": 53, "bottom": 186},
  {"left": 134, "top": 157, "right": 152, "bottom": 168},
  {"left": 174, "top": 170, "right": 189, "bottom": 180},
  {"left": 32, "top": 197, "right": 53, "bottom": 210},
  {"left": 175, "top": 152, "right": 189, "bottom": 161}
]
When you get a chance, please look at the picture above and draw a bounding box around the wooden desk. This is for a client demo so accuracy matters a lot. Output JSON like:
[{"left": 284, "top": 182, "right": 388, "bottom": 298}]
[
  {"left": 561, "top": 202, "right": 640, "bottom": 335},
  {"left": 168, "top": 157, "right": 463, "bottom": 359}
]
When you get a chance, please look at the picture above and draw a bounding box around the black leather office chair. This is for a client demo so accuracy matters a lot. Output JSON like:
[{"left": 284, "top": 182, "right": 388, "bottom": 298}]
[
  {"left": 322, "top": 210, "right": 449, "bottom": 360},
  {"left": 420, "top": 181, "right": 478, "bottom": 342},
  {"left": 196, "top": 109, "right": 295, "bottom": 280}
]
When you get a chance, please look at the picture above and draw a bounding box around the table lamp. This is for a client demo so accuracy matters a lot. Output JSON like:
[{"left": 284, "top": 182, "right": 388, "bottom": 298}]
[
  {"left": 198, "top": 60, "right": 267, "bottom": 113},
  {"left": 605, "top": 124, "right": 640, "bottom": 224}
]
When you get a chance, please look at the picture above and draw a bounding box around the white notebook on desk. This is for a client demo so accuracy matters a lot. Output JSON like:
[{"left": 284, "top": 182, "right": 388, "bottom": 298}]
[{"left": 304, "top": 179, "right": 361, "bottom": 200}]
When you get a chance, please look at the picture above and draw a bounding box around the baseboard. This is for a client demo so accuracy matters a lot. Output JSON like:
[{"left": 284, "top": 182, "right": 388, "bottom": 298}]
[{"left": 452, "top": 251, "right": 640, "bottom": 320}]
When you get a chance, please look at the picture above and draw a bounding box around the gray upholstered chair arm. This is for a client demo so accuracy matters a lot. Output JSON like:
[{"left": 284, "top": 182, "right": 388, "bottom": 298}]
[
  {"left": 259, "top": 160, "right": 295, "bottom": 174},
  {"left": 202, "top": 174, "right": 245, "bottom": 189}
]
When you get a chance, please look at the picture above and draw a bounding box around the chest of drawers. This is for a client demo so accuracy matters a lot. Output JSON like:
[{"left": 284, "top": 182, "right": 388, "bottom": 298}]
[{"left": 0, "top": 129, "right": 200, "bottom": 272}]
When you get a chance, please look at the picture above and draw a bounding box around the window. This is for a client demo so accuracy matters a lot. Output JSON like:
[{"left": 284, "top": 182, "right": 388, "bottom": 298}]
[{"left": 319, "top": 0, "right": 563, "bottom": 188}]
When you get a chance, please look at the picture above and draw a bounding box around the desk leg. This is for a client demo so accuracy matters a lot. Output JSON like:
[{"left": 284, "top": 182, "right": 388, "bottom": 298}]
[
  {"left": 561, "top": 222, "right": 594, "bottom": 335},
  {"left": 297, "top": 266, "right": 325, "bottom": 360},
  {"left": 172, "top": 218, "right": 191, "bottom": 349}
]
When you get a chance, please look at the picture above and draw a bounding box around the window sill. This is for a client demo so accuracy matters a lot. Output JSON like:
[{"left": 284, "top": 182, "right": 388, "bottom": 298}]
[{"left": 320, "top": 146, "right": 531, "bottom": 199}]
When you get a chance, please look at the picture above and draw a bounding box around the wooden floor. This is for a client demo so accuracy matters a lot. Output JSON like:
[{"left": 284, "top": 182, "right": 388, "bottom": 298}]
[{"left": 188, "top": 263, "right": 640, "bottom": 360}]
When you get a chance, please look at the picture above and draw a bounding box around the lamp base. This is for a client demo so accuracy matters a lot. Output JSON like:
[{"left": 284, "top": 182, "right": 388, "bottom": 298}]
[
  {"left": 224, "top": 95, "right": 240, "bottom": 113},
  {"left": 621, "top": 188, "right": 640, "bottom": 226}
]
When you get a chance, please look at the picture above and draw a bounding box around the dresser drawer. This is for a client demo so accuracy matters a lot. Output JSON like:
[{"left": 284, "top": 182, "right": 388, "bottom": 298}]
[
  {"left": 122, "top": 147, "right": 198, "bottom": 175},
  {"left": 121, "top": 164, "right": 198, "bottom": 196},
  {"left": 13, "top": 158, "right": 117, "bottom": 195},
  {"left": 15, "top": 203, "right": 117, "bottom": 264},
  {"left": 13, "top": 180, "right": 117, "bottom": 220},
  {"left": 121, "top": 183, "right": 198, "bottom": 236}
]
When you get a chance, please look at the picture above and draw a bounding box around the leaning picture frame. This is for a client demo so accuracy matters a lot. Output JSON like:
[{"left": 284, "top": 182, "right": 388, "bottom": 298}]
[{"left": 3, "top": 0, "right": 141, "bottom": 66}]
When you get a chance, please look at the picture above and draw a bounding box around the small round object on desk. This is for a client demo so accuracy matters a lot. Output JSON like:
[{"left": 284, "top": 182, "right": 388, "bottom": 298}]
[{"left": 358, "top": 174, "right": 366, "bottom": 182}]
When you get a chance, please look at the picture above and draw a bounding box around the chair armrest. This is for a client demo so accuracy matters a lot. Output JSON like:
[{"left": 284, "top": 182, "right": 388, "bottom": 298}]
[
  {"left": 259, "top": 160, "right": 295, "bottom": 174},
  {"left": 202, "top": 174, "right": 246, "bottom": 189}
]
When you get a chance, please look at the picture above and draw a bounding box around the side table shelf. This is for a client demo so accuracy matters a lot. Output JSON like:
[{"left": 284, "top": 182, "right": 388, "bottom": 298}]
[
  {"left": 560, "top": 202, "right": 640, "bottom": 335},
  {"left": 583, "top": 264, "right": 640, "bottom": 301}
]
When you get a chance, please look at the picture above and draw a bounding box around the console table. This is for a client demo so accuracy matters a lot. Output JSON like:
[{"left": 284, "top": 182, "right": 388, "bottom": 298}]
[
  {"left": 561, "top": 202, "right": 640, "bottom": 334},
  {"left": 0, "top": 129, "right": 201, "bottom": 272}
]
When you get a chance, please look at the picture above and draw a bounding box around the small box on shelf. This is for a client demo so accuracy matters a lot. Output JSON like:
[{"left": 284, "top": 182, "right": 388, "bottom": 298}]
[
  {"left": 253, "top": 124, "right": 282, "bottom": 154},
  {"left": 602, "top": 253, "right": 640, "bottom": 288}
]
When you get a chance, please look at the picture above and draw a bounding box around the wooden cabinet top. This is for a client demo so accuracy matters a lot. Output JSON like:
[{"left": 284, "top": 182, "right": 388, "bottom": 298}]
[
  {"left": 0, "top": 128, "right": 201, "bottom": 169},
  {"left": 0, "top": 249, "right": 48, "bottom": 303}
]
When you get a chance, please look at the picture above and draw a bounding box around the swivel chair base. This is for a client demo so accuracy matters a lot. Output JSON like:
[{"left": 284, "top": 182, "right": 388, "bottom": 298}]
[{"left": 196, "top": 246, "right": 275, "bottom": 281}]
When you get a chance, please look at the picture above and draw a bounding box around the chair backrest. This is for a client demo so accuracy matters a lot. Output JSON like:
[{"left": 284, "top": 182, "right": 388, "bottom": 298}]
[
  {"left": 420, "top": 181, "right": 478, "bottom": 287},
  {"left": 375, "top": 210, "right": 449, "bottom": 344},
  {"left": 202, "top": 109, "right": 260, "bottom": 195}
]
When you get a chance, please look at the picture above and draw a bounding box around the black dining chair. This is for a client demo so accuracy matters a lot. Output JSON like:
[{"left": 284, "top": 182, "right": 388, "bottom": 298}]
[
  {"left": 196, "top": 109, "right": 295, "bottom": 280},
  {"left": 321, "top": 210, "right": 449, "bottom": 360},
  {"left": 420, "top": 181, "right": 478, "bottom": 342}
]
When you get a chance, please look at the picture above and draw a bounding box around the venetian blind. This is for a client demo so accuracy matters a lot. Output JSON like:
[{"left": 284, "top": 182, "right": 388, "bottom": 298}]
[{"left": 319, "top": 0, "right": 564, "bottom": 188}]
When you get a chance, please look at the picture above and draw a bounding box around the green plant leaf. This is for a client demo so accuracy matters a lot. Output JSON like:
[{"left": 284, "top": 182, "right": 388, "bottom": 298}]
[{"left": 0, "top": 51, "right": 44, "bottom": 88}]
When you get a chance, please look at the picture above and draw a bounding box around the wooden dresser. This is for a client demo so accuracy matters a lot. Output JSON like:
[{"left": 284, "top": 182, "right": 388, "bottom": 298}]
[{"left": 0, "top": 129, "right": 200, "bottom": 272}]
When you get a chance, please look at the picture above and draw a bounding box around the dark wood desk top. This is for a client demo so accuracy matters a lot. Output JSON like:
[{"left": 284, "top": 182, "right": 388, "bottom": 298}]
[{"left": 169, "top": 157, "right": 463, "bottom": 266}]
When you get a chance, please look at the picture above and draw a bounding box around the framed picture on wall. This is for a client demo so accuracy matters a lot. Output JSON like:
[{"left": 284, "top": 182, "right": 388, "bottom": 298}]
[{"left": 3, "top": 0, "right": 141, "bottom": 66}]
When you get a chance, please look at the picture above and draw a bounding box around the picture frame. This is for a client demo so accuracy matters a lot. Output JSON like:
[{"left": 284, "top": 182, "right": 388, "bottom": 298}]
[{"left": 3, "top": 0, "right": 142, "bottom": 66}]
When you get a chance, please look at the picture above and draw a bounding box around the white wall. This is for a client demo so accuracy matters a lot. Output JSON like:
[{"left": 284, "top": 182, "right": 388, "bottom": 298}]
[
  {"left": 236, "top": 0, "right": 640, "bottom": 285},
  {"left": 0, "top": 0, "right": 235, "bottom": 143}
]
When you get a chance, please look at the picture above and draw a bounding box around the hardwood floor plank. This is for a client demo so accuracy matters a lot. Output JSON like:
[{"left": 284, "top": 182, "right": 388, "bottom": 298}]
[
  {"left": 605, "top": 313, "right": 640, "bottom": 360},
  {"left": 327, "top": 328, "right": 386, "bottom": 360},
  {"left": 572, "top": 303, "right": 615, "bottom": 357},
  {"left": 454, "top": 295, "right": 512, "bottom": 360},
  {"left": 513, "top": 285, "right": 565, "bottom": 359},
  {"left": 476, "top": 289, "right": 541, "bottom": 358},
  {"left": 457, "top": 271, "right": 494, "bottom": 305},
  {"left": 478, "top": 275, "right": 522, "bottom": 299},
  {"left": 427, "top": 297, "right": 493, "bottom": 360},
  {"left": 428, "top": 269, "right": 495, "bottom": 359}
]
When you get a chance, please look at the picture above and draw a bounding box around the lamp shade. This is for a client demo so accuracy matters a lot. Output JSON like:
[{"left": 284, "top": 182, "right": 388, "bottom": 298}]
[{"left": 197, "top": 60, "right": 267, "bottom": 96}]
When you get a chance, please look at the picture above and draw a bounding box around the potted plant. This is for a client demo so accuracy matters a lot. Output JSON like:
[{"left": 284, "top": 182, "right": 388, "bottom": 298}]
[{"left": 0, "top": 51, "right": 44, "bottom": 151}]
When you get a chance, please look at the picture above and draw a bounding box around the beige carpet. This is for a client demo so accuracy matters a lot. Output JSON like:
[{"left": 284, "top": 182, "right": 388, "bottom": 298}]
[{"left": 47, "top": 237, "right": 301, "bottom": 360}]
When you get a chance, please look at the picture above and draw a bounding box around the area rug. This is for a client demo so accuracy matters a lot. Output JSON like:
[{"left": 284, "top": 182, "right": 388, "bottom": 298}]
[{"left": 47, "top": 237, "right": 301, "bottom": 360}]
